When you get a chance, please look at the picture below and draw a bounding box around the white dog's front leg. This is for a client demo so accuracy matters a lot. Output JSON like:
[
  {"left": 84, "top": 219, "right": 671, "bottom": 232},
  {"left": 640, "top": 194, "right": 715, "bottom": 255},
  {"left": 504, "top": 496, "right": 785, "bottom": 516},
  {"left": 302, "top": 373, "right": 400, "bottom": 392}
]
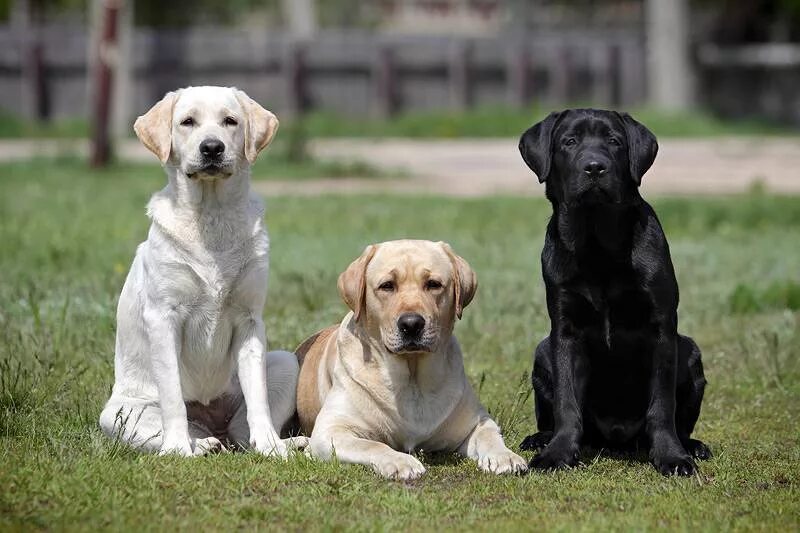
[
  {"left": 460, "top": 416, "right": 528, "bottom": 475},
  {"left": 234, "top": 316, "right": 287, "bottom": 458},
  {"left": 143, "top": 306, "right": 192, "bottom": 457}
]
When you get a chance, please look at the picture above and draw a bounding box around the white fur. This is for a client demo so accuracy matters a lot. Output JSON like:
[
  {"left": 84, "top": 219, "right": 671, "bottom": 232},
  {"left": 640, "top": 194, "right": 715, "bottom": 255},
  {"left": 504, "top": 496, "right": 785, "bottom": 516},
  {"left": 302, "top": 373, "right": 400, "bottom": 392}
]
[{"left": 99, "top": 86, "right": 306, "bottom": 457}]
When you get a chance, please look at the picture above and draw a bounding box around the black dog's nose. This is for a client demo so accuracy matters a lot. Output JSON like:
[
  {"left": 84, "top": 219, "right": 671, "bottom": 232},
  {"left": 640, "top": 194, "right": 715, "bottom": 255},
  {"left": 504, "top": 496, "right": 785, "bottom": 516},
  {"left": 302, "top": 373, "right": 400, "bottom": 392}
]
[
  {"left": 200, "top": 138, "right": 225, "bottom": 159},
  {"left": 397, "top": 313, "right": 425, "bottom": 337},
  {"left": 583, "top": 161, "right": 606, "bottom": 177}
]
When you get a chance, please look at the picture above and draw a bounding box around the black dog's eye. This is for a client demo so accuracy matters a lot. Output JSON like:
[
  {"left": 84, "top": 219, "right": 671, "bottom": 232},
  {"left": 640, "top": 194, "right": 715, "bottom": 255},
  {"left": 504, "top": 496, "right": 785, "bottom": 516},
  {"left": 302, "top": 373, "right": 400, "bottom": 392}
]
[
  {"left": 564, "top": 138, "right": 577, "bottom": 147},
  {"left": 608, "top": 137, "right": 621, "bottom": 146},
  {"left": 425, "top": 279, "right": 443, "bottom": 290},
  {"left": 224, "top": 116, "right": 238, "bottom": 126},
  {"left": 180, "top": 117, "right": 194, "bottom": 127},
  {"left": 378, "top": 281, "right": 395, "bottom": 291}
]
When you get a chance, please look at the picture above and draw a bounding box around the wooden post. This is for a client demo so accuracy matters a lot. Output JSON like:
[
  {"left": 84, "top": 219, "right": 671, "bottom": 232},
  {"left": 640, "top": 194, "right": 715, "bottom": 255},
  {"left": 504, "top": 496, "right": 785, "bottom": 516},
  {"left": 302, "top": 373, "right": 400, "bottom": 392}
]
[
  {"left": 90, "top": 0, "right": 121, "bottom": 167},
  {"left": 590, "top": 43, "right": 612, "bottom": 106},
  {"left": 506, "top": 41, "right": 530, "bottom": 108},
  {"left": 449, "top": 40, "right": 473, "bottom": 111},
  {"left": 284, "top": 42, "right": 308, "bottom": 116},
  {"left": 373, "top": 45, "right": 399, "bottom": 118},
  {"left": 646, "top": 0, "right": 694, "bottom": 110},
  {"left": 608, "top": 43, "right": 622, "bottom": 108},
  {"left": 14, "top": 0, "right": 48, "bottom": 122},
  {"left": 549, "top": 46, "right": 572, "bottom": 105}
]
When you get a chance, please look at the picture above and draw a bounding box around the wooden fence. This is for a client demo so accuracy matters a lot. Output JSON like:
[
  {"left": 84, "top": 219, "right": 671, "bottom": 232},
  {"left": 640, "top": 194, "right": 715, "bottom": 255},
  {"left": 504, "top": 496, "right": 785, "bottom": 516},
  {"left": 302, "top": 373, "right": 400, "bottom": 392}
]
[{"left": 0, "top": 26, "right": 646, "bottom": 122}]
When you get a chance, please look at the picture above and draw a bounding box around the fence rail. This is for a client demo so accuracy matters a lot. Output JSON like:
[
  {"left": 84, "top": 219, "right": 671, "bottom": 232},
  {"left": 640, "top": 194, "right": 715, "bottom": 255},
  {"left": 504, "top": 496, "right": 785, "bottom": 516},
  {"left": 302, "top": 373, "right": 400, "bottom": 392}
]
[{"left": 0, "top": 26, "right": 646, "bottom": 122}]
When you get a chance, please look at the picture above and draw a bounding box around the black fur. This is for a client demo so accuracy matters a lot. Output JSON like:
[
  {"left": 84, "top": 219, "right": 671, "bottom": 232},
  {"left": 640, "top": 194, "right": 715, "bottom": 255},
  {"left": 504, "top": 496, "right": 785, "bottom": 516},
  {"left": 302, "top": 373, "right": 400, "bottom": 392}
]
[{"left": 518, "top": 109, "right": 710, "bottom": 476}]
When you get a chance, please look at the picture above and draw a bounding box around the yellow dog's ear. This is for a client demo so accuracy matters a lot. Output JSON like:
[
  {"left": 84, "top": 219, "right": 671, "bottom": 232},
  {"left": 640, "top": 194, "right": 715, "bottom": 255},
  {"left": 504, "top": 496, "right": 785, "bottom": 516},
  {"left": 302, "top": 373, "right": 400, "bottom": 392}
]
[
  {"left": 235, "top": 89, "right": 279, "bottom": 163},
  {"left": 441, "top": 242, "right": 478, "bottom": 319},
  {"left": 338, "top": 244, "right": 378, "bottom": 322},
  {"left": 134, "top": 91, "right": 178, "bottom": 163}
]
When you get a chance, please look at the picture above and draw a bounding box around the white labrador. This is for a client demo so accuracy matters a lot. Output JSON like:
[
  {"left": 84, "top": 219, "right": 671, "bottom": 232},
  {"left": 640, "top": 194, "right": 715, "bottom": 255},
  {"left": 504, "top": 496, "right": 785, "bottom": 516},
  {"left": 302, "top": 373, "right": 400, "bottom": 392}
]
[
  {"left": 99, "top": 86, "right": 306, "bottom": 457},
  {"left": 296, "top": 240, "right": 528, "bottom": 480}
]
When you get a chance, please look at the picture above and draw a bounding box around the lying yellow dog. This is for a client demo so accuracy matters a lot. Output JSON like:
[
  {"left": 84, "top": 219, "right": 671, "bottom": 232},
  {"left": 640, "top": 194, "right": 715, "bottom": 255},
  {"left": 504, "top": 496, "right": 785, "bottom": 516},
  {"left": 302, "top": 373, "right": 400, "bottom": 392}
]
[{"left": 296, "top": 240, "right": 527, "bottom": 480}]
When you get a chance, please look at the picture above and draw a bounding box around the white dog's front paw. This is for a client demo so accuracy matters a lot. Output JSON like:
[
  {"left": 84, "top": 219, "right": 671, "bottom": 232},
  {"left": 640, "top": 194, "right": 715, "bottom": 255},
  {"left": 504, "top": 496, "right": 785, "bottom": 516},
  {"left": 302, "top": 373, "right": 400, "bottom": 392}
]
[
  {"left": 158, "top": 438, "right": 194, "bottom": 457},
  {"left": 478, "top": 449, "right": 528, "bottom": 475},
  {"left": 252, "top": 433, "right": 307, "bottom": 458},
  {"left": 371, "top": 452, "right": 426, "bottom": 481},
  {"left": 192, "top": 436, "right": 228, "bottom": 456}
]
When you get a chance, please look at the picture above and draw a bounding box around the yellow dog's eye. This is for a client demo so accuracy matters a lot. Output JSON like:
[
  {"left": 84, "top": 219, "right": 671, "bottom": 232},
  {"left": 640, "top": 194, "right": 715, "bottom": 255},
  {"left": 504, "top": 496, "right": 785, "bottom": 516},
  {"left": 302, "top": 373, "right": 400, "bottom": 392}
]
[
  {"left": 224, "top": 116, "right": 238, "bottom": 126},
  {"left": 378, "top": 281, "right": 395, "bottom": 291},
  {"left": 425, "top": 280, "right": 443, "bottom": 290},
  {"left": 180, "top": 117, "right": 194, "bottom": 127}
]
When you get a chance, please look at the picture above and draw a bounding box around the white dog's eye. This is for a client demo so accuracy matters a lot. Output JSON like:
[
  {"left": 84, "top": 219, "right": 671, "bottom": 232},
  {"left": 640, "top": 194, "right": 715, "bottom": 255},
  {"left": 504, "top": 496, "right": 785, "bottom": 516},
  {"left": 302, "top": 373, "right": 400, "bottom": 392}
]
[
  {"left": 224, "top": 116, "right": 238, "bottom": 127},
  {"left": 180, "top": 117, "right": 194, "bottom": 127},
  {"left": 378, "top": 281, "right": 395, "bottom": 292},
  {"left": 425, "top": 279, "right": 443, "bottom": 290}
]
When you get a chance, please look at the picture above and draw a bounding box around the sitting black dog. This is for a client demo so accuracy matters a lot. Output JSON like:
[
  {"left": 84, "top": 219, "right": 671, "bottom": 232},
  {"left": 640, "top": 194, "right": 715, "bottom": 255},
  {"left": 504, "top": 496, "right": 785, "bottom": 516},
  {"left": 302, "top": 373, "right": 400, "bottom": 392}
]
[{"left": 518, "top": 109, "right": 710, "bottom": 476}]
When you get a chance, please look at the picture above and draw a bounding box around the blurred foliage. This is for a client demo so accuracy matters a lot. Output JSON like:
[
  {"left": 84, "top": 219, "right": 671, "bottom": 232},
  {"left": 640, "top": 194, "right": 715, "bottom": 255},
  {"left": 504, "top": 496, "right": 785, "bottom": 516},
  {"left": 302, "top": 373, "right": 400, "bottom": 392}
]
[{"left": 730, "top": 281, "right": 800, "bottom": 314}]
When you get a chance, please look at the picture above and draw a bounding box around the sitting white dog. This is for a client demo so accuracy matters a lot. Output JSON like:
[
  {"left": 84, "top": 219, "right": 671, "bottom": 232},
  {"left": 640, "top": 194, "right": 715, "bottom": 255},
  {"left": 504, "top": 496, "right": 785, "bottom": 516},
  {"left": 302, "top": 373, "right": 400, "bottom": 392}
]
[{"left": 99, "top": 86, "right": 306, "bottom": 457}]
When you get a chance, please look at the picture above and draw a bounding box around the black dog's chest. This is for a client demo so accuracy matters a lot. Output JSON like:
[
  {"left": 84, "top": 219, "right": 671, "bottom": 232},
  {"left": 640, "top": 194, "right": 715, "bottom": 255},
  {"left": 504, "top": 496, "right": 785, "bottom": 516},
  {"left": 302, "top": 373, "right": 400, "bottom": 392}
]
[{"left": 568, "top": 268, "right": 654, "bottom": 351}]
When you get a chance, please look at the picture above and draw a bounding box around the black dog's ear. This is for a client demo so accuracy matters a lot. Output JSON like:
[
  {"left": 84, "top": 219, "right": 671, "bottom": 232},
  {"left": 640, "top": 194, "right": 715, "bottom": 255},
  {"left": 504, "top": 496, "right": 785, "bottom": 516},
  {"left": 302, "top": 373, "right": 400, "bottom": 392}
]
[
  {"left": 519, "top": 111, "right": 562, "bottom": 183},
  {"left": 619, "top": 112, "right": 658, "bottom": 185}
]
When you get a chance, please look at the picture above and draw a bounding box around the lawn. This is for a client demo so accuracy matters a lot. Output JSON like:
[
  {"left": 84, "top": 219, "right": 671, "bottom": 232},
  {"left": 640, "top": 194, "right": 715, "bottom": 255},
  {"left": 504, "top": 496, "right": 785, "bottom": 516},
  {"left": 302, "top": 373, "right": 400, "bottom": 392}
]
[
  {"left": 1, "top": 161, "right": 798, "bottom": 531},
  {"left": 2, "top": 105, "right": 796, "bottom": 141}
]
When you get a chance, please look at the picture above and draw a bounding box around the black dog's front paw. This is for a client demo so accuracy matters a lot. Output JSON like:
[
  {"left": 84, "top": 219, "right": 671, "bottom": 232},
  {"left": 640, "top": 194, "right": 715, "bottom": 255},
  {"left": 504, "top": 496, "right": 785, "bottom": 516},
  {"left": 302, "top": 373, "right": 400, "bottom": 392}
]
[
  {"left": 684, "top": 438, "right": 712, "bottom": 461},
  {"left": 528, "top": 445, "right": 580, "bottom": 472},
  {"left": 652, "top": 453, "right": 697, "bottom": 477},
  {"left": 520, "top": 431, "right": 552, "bottom": 451}
]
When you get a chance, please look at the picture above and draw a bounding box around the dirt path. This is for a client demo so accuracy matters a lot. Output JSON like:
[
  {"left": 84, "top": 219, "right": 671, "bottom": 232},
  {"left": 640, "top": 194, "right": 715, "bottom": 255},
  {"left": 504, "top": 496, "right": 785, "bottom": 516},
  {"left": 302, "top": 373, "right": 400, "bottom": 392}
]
[{"left": 2, "top": 137, "right": 798, "bottom": 197}]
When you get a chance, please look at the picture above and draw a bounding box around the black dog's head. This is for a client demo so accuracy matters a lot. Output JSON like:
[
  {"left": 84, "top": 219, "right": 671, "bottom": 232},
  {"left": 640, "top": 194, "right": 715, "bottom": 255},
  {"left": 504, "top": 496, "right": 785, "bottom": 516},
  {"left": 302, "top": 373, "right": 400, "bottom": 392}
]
[{"left": 519, "top": 109, "right": 658, "bottom": 206}]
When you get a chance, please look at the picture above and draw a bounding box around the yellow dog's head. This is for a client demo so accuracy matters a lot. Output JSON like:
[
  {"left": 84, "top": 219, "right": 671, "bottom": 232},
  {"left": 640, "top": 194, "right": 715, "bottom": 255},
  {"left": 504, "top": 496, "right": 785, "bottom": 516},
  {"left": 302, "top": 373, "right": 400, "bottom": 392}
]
[{"left": 338, "top": 240, "right": 477, "bottom": 355}]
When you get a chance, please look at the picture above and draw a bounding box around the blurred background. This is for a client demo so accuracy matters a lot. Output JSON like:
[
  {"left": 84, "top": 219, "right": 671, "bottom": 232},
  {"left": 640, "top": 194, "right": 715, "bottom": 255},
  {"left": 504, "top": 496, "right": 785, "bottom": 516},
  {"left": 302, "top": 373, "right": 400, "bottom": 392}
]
[{"left": 0, "top": 0, "right": 798, "bottom": 194}]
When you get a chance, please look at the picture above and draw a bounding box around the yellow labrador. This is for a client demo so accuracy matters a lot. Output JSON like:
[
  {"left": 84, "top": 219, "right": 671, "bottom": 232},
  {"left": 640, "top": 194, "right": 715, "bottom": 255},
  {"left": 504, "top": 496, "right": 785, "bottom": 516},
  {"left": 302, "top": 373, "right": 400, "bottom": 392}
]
[{"left": 296, "top": 240, "right": 527, "bottom": 480}]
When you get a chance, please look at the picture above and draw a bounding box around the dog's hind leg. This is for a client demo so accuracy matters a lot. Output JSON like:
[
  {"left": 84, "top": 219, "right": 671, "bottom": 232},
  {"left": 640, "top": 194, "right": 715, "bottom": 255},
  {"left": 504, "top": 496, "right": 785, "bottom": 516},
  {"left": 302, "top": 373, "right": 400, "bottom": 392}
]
[
  {"left": 520, "top": 337, "right": 555, "bottom": 451},
  {"left": 676, "top": 335, "right": 711, "bottom": 460},
  {"left": 100, "top": 397, "right": 164, "bottom": 453},
  {"left": 100, "top": 396, "right": 226, "bottom": 455},
  {"left": 228, "top": 350, "right": 308, "bottom": 450}
]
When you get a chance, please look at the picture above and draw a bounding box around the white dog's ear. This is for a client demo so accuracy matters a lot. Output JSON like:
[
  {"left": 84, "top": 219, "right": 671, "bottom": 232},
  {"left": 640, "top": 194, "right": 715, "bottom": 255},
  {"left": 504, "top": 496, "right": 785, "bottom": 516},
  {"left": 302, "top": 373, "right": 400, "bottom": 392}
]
[
  {"left": 134, "top": 91, "right": 178, "bottom": 163},
  {"left": 235, "top": 90, "right": 279, "bottom": 163},
  {"left": 441, "top": 242, "right": 478, "bottom": 319},
  {"left": 338, "top": 244, "right": 378, "bottom": 322}
]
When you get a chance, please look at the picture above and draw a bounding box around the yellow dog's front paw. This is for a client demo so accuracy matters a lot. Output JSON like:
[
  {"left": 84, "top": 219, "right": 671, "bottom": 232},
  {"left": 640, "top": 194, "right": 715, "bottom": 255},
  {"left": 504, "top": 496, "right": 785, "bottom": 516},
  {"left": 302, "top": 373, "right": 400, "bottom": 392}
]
[
  {"left": 371, "top": 452, "right": 426, "bottom": 481},
  {"left": 478, "top": 449, "right": 528, "bottom": 475}
]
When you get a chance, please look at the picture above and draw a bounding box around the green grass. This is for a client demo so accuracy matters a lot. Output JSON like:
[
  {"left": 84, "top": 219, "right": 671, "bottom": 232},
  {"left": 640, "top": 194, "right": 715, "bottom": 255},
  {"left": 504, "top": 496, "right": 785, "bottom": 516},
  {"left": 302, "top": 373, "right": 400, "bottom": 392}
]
[
  {"left": 0, "top": 113, "right": 89, "bottom": 139},
  {"left": 1, "top": 161, "right": 798, "bottom": 531},
  {"left": 2, "top": 105, "right": 795, "bottom": 142},
  {"left": 0, "top": 154, "right": 392, "bottom": 185},
  {"left": 302, "top": 105, "right": 798, "bottom": 138}
]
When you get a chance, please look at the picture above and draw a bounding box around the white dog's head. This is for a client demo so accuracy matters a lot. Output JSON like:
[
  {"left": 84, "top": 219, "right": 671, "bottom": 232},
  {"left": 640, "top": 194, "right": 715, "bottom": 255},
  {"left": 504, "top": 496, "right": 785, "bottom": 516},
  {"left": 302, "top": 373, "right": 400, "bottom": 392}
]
[{"left": 134, "top": 86, "right": 278, "bottom": 180}]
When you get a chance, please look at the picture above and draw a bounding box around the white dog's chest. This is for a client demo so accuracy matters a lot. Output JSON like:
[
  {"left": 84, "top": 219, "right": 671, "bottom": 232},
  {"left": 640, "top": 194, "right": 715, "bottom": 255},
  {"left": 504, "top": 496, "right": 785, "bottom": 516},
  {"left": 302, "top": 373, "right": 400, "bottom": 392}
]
[{"left": 168, "top": 247, "right": 265, "bottom": 404}]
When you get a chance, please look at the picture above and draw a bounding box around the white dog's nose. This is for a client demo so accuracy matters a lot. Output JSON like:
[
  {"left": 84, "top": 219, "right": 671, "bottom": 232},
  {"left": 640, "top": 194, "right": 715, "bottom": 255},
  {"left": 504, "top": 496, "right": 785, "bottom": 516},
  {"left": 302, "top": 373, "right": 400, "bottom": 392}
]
[{"left": 200, "top": 138, "right": 225, "bottom": 159}]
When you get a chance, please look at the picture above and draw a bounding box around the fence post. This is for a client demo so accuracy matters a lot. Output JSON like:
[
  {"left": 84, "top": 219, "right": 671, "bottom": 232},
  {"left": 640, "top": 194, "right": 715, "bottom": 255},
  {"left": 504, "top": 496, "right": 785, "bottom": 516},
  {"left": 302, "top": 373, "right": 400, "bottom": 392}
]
[
  {"left": 449, "top": 40, "right": 473, "bottom": 110},
  {"left": 13, "top": 0, "right": 49, "bottom": 122},
  {"left": 506, "top": 40, "right": 530, "bottom": 108},
  {"left": 90, "top": 0, "right": 121, "bottom": 168},
  {"left": 284, "top": 41, "right": 308, "bottom": 116},
  {"left": 549, "top": 46, "right": 572, "bottom": 105},
  {"left": 373, "top": 45, "right": 399, "bottom": 118},
  {"left": 608, "top": 43, "right": 622, "bottom": 108}
]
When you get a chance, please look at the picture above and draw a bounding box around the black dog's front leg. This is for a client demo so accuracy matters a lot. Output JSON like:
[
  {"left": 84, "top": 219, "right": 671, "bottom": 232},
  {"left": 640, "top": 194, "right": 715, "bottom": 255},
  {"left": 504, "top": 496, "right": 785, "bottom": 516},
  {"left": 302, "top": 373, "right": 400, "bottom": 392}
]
[
  {"left": 529, "top": 323, "right": 589, "bottom": 471},
  {"left": 646, "top": 326, "right": 696, "bottom": 476}
]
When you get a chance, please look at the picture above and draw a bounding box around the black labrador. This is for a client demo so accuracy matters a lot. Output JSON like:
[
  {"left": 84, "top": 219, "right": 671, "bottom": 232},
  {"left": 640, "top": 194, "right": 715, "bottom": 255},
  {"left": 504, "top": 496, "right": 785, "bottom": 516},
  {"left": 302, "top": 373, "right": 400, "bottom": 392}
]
[{"left": 518, "top": 109, "right": 710, "bottom": 476}]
